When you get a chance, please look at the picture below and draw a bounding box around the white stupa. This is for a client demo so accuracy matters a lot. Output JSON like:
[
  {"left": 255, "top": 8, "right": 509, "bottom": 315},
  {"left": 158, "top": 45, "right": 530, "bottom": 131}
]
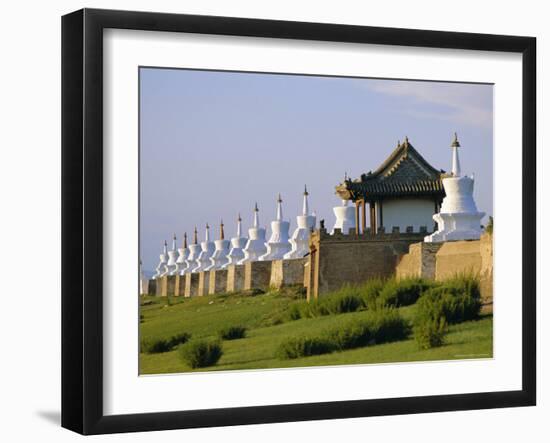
[
  {"left": 224, "top": 214, "right": 247, "bottom": 267},
  {"left": 156, "top": 240, "right": 169, "bottom": 278},
  {"left": 194, "top": 223, "right": 216, "bottom": 272},
  {"left": 425, "top": 133, "right": 485, "bottom": 243},
  {"left": 260, "top": 194, "right": 292, "bottom": 261},
  {"left": 284, "top": 186, "right": 316, "bottom": 259},
  {"left": 331, "top": 197, "right": 356, "bottom": 235},
  {"left": 239, "top": 203, "right": 267, "bottom": 264},
  {"left": 167, "top": 234, "right": 179, "bottom": 276},
  {"left": 207, "top": 220, "right": 231, "bottom": 270},
  {"left": 186, "top": 228, "right": 202, "bottom": 273},
  {"left": 175, "top": 232, "right": 189, "bottom": 275}
]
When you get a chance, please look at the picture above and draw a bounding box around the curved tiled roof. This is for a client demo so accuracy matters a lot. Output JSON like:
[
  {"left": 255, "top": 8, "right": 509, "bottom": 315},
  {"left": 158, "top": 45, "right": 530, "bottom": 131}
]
[{"left": 335, "top": 138, "right": 446, "bottom": 200}]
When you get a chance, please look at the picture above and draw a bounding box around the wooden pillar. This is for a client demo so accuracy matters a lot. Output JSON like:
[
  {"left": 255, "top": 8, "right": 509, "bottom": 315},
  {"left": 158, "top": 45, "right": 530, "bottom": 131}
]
[
  {"left": 361, "top": 200, "right": 367, "bottom": 234},
  {"left": 355, "top": 201, "right": 360, "bottom": 235},
  {"left": 370, "top": 201, "right": 377, "bottom": 234},
  {"left": 379, "top": 200, "right": 384, "bottom": 229}
]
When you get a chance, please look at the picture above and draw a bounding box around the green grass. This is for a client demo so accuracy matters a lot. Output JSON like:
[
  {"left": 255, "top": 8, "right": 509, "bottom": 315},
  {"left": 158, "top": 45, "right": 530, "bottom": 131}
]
[{"left": 139, "top": 289, "right": 492, "bottom": 374}]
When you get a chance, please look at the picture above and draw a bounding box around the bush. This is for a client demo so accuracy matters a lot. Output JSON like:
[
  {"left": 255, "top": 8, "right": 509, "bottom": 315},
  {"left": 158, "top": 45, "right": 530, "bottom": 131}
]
[
  {"left": 413, "top": 297, "right": 448, "bottom": 349},
  {"left": 413, "top": 275, "right": 481, "bottom": 349},
  {"left": 276, "top": 336, "right": 333, "bottom": 359},
  {"left": 357, "top": 278, "right": 386, "bottom": 308},
  {"left": 277, "top": 309, "right": 409, "bottom": 359},
  {"left": 178, "top": 340, "right": 223, "bottom": 368},
  {"left": 420, "top": 275, "right": 481, "bottom": 324},
  {"left": 218, "top": 325, "right": 247, "bottom": 340},
  {"left": 328, "top": 309, "right": 410, "bottom": 350},
  {"left": 287, "top": 303, "right": 303, "bottom": 321},
  {"left": 377, "top": 278, "right": 433, "bottom": 308},
  {"left": 140, "top": 332, "right": 191, "bottom": 354}
]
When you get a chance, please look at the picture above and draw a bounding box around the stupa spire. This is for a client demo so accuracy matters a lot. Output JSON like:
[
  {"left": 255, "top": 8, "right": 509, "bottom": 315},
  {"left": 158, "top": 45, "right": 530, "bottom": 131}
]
[
  {"left": 276, "top": 194, "right": 283, "bottom": 221},
  {"left": 451, "top": 132, "right": 461, "bottom": 177},
  {"left": 193, "top": 227, "right": 198, "bottom": 244},
  {"left": 172, "top": 234, "right": 177, "bottom": 250},
  {"left": 302, "top": 185, "right": 309, "bottom": 216},
  {"left": 253, "top": 203, "right": 260, "bottom": 228},
  {"left": 220, "top": 220, "right": 225, "bottom": 240},
  {"left": 183, "top": 232, "right": 188, "bottom": 249},
  {"left": 237, "top": 213, "right": 242, "bottom": 237},
  {"left": 205, "top": 223, "right": 210, "bottom": 242},
  {"left": 163, "top": 240, "right": 167, "bottom": 255}
]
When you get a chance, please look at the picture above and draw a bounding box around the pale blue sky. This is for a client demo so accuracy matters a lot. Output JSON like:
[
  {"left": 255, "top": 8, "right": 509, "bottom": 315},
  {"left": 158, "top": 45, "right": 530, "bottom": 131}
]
[{"left": 140, "top": 68, "right": 493, "bottom": 272}]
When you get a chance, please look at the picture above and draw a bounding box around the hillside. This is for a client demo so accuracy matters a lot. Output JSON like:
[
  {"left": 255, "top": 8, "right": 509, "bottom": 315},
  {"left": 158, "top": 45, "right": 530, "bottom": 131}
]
[{"left": 139, "top": 288, "right": 493, "bottom": 374}]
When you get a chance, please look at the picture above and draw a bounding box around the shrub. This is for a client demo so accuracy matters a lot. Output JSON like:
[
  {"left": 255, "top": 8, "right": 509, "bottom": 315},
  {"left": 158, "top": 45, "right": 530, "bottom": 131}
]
[
  {"left": 413, "top": 296, "right": 448, "bottom": 349},
  {"left": 277, "top": 309, "right": 409, "bottom": 359},
  {"left": 287, "top": 303, "right": 303, "bottom": 321},
  {"left": 413, "top": 275, "right": 481, "bottom": 349},
  {"left": 276, "top": 336, "right": 333, "bottom": 359},
  {"left": 358, "top": 278, "right": 386, "bottom": 308},
  {"left": 218, "top": 325, "right": 247, "bottom": 340},
  {"left": 377, "top": 278, "right": 433, "bottom": 308},
  {"left": 140, "top": 332, "right": 191, "bottom": 354},
  {"left": 328, "top": 309, "right": 409, "bottom": 350},
  {"left": 420, "top": 275, "right": 481, "bottom": 324},
  {"left": 178, "top": 340, "right": 223, "bottom": 368}
]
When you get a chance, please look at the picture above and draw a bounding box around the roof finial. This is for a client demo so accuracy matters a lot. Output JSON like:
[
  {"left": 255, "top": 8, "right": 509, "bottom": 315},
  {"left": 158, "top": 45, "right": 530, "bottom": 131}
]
[
  {"left": 304, "top": 184, "right": 308, "bottom": 196},
  {"left": 183, "top": 232, "right": 188, "bottom": 249},
  {"left": 220, "top": 219, "right": 225, "bottom": 240},
  {"left": 172, "top": 233, "right": 177, "bottom": 250},
  {"left": 404, "top": 135, "right": 409, "bottom": 146},
  {"left": 193, "top": 227, "right": 198, "bottom": 244},
  {"left": 397, "top": 139, "right": 401, "bottom": 147},
  {"left": 163, "top": 240, "right": 167, "bottom": 255},
  {"left": 205, "top": 223, "right": 210, "bottom": 242},
  {"left": 344, "top": 171, "right": 348, "bottom": 181}
]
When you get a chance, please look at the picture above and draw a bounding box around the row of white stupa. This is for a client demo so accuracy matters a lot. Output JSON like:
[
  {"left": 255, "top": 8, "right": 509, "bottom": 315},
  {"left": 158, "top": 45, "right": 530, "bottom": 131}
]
[{"left": 153, "top": 187, "right": 317, "bottom": 279}]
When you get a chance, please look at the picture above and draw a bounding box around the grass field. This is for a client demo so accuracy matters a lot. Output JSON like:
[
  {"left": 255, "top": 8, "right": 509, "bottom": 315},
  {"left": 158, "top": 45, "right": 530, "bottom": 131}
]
[{"left": 139, "top": 288, "right": 493, "bottom": 374}]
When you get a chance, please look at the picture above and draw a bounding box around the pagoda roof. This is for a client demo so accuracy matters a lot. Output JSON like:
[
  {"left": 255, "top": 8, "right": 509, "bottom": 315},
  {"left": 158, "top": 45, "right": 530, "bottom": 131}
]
[{"left": 335, "top": 137, "right": 446, "bottom": 201}]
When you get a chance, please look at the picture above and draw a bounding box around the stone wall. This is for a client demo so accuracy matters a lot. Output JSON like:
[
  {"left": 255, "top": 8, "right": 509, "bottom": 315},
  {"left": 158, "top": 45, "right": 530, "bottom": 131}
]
[
  {"left": 270, "top": 258, "right": 307, "bottom": 289},
  {"left": 198, "top": 272, "right": 209, "bottom": 296},
  {"left": 147, "top": 233, "right": 493, "bottom": 302},
  {"left": 395, "top": 233, "right": 493, "bottom": 302},
  {"left": 244, "top": 261, "right": 272, "bottom": 291},
  {"left": 395, "top": 242, "right": 443, "bottom": 280},
  {"left": 226, "top": 265, "right": 245, "bottom": 292},
  {"left": 479, "top": 233, "right": 493, "bottom": 304},
  {"left": 435, "top": 240, "right": 483, "bottom": 280},
  {"left": 307, "top": 228, "right": 426, "bottom": 300},
  {"left": 184, "top": 273, "right": 200, "bottom": 297},
  {"left": 209, "top": 269, "right": 228, "bottom": 295},
  {"left": 147, "top": 279, "right": 157, "bottom": 296},
  {"left": 174, "top": 275, "right": 185, "bottom": 296},
  {"left": 160, "top": 275, "right": 176, "bottom": 297}
]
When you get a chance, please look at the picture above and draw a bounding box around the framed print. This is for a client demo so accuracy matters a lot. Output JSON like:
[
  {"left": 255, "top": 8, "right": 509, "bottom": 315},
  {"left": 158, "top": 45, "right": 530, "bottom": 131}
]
[{"left": 61, "top": 8, "right": 536, "bottom": 435}]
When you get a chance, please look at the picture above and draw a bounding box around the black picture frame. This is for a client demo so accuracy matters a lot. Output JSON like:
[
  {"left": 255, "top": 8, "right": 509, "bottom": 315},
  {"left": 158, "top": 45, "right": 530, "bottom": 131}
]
[{"left": 61, "top": 8, "right": 536, "bottom": 435}]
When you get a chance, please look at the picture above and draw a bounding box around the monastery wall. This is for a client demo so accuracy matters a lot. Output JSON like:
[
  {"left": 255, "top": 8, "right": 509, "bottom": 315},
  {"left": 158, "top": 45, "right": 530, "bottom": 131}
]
[
  {"left": 147, "top": 233, "right": 493, "bottom": 304},
  {"left": 306, "top": 228, "right": 426, "bottom": 301},
  {"left": 395, "top": 233, "right": 493, "bottom": 302}
]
